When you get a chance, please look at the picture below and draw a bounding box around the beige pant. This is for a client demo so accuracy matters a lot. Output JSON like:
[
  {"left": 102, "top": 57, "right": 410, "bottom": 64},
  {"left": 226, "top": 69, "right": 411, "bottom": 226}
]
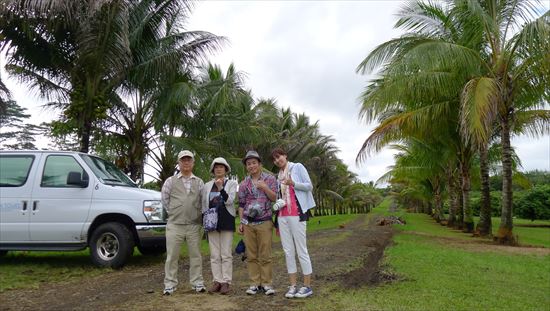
[
  {"left": 164, "top": 223, "right": 204, "bottom": 289},
  {"left": 208, "top": 230, "right": 234, "bottom": 284},
  {"left": 243, "top": 221, "right": 273, "bottom": 286}
]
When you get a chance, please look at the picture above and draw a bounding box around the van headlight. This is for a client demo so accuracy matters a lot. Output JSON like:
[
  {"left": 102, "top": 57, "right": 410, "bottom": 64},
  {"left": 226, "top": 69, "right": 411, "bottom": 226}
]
[{"left": 143, "top": 200, "right": 164, "bottom": 223}]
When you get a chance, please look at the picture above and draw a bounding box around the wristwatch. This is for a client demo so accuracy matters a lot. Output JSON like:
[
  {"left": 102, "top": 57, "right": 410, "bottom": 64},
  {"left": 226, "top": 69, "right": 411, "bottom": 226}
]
[{"left": 240, "top": 218, "right": 249, "bottom": 225}]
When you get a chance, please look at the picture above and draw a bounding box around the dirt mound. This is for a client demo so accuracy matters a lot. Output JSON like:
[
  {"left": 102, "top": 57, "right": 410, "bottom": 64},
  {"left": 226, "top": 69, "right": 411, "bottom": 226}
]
[{"left": 0, "top": 214, "right": 395, "bottom": 311}]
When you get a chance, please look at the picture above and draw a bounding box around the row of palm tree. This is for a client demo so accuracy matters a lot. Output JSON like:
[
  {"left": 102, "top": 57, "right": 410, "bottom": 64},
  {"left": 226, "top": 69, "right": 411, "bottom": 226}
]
[
  {"left": 356, "top": 0, "right": 549, "bottom": 243},
  {"left": 0, "top": 0, "right": 380, "bottom": 215}
]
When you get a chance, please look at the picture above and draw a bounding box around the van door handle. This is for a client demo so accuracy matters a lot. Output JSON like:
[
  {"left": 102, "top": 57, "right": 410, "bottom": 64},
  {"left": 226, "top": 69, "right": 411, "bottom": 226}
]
[
  {"left": 32, "top": 201, "right": 39, "bottom": 211},
  {"left": 22, "top": 201, "right": 28, "bottom": 211}
]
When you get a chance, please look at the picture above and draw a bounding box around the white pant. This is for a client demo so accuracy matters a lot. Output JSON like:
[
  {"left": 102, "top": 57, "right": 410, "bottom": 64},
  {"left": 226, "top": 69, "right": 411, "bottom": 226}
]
[
  {"left": 208, "top": 230, "right": 234, "bottom": 284},
  {"left": 278, "top": 216, "right": 312, "bottom": 275}
]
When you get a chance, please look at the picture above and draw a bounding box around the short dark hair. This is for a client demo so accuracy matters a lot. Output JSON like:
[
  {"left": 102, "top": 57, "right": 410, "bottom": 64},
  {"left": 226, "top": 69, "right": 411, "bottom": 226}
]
[{"left": 271, "top": 147, "right": 287, "bottom": 160}]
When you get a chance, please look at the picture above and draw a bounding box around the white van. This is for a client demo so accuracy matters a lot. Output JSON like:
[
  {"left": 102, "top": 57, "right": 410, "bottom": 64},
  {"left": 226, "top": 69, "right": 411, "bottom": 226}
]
[{"left": 0, "top": 150, "right": 166, "bottom": 268}]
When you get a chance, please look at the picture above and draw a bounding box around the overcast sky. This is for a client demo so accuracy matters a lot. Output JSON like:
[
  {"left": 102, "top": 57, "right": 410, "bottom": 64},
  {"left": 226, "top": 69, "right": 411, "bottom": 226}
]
[
  {"left": 186, "top": 0, "right": 549, "bottom": 182},
  {"left": 3, "top": 0, "right": 549, "bottom": 183}
]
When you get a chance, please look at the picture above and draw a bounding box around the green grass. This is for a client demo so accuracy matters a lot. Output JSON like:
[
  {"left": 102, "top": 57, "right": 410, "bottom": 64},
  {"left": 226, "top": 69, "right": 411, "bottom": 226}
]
[
  {"left": 305, "top": 201, "right": 550, "bottom": 311},
  {"left": 0, "top": 250, "right": 106, "bottom": 291}
]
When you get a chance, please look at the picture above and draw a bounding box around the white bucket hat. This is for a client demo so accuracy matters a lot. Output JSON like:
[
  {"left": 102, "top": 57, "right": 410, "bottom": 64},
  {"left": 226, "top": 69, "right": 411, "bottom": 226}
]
[{"left": 210, "top": 157, "right": 231, "bottom": 173}]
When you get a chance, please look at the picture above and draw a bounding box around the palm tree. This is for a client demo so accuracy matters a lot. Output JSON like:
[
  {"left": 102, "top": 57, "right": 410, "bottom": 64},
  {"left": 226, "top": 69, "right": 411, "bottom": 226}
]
[
  {"left": 456, "top": 1, "right": 550, "bottom": 243},
  {"left": 0, "top": 0, "right": 223, "bottom": 154},
  {"left": 356, "top": 0, "right": 549, "bottom": 238}
]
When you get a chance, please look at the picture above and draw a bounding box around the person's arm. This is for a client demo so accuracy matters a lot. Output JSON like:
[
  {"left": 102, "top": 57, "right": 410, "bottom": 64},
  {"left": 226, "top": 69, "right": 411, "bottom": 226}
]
[
  {"left": 161, "top": 177, "right": 173, "bottom": 210},
  {"left": 197, "top": 178, "right": 205, "bottom": 213},
  {"left": 201, "top": 181, "right": 211, "bottom": 214},
  {"left": 237, "top": 182, "right": 248, "bottom": 233},
  {"left": 292, "top": 163, "right": 313, "bottom": 192},
  {"left": 222, "top": 180, "right": 237, "bottom": 206}
]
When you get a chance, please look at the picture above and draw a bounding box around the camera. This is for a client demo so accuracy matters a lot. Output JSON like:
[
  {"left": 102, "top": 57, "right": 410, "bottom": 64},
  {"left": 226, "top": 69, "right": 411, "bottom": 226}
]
[
  {"left": 248, "top": 202, "right": 262, "bottom": 218},
  {"left": 272, "top": 199, "right": 286, "bottom": 211}
]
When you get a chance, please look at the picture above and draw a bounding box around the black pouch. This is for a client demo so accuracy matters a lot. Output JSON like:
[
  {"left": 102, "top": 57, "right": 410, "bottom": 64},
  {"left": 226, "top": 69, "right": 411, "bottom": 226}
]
[{"left": 296, "top": 197, "right": 312, "bottom": 222}]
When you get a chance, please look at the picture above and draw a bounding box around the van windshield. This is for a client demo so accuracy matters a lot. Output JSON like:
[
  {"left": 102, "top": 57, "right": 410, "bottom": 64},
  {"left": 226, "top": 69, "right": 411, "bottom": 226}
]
[{"left": 80, "top": 155, "right": 137, "bottom": 187}]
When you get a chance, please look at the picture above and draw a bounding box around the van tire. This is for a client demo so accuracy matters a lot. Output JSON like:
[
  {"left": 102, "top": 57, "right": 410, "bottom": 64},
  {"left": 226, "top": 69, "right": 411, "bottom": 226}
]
[
  {"left": 90, "top": 222, "right": 134, "bottom": 269},
  {"left": 138, "top": 244, "right": 166, "bottom": 256}
]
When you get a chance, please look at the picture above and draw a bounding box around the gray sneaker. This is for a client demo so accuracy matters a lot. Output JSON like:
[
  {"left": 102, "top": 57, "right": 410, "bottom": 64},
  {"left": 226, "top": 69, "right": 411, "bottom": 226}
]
[
  {"left": 263, "top": 285, "right": 275, "bottom": 296},
  {"left": 294, "top": 286, "right": 313, "bottom": 298},
  {"left": 285, "top": 285, "right": 297, "bottom": 298},
  {"left": 192, "top": 284, "right": 206, "bottom": 293},
  {"left": 246, "top": 285, "right": 260, "bottom": 295},
  {"left": 163, "top": 287, "right": 176, "bottom": 296}
]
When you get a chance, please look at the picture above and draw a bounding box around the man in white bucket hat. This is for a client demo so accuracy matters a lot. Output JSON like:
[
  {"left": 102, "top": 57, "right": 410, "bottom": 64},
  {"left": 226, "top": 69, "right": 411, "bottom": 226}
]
[{"left": 161, "top": 150, "right": 206, "bottom": 295}]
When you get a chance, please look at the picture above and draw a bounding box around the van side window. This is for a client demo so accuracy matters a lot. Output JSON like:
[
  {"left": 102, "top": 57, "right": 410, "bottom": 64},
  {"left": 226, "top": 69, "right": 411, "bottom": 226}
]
[
  {"left": 0, "top": 155, "right": 35, "bottom": 187},
  {"left": 41, "top": 155, "right": 87, "bottom": 187}
]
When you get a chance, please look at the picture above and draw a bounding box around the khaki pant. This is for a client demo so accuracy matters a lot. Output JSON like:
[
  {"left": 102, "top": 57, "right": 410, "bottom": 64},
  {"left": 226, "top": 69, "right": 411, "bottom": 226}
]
[
  {"left": 208, "top": 230, "right": 234, "bottom": 284},
  {"left": 243, "top": 221, "right": 273, "bottom": 286},
  {"left": 164, "top": 223, "right": 204, "bottom": 289}
]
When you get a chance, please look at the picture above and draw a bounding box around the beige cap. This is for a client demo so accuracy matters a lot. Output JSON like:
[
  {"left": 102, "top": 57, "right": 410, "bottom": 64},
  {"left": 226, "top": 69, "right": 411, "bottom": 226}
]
[
  {"left": 210, "top": 157, "right": 231, "bottom": 173},
  {"left": 177, "top": 150, "right": 194, "bottom": 160}
]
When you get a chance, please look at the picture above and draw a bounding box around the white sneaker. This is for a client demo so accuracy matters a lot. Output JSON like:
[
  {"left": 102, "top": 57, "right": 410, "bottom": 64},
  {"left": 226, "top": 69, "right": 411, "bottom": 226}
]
[
  {"left": 163, "top": 287, "right": 176, "bottom": 295},
  {"left": 192, "top": 284, "right": 206, "bottom": 293},
  {"left": 285, "top": 285, "right": 297, "bottom": 298},
  {"left": 263, "top": 285, "right": 275, "bottom": 296},
  {"left": 246, "top": 285, "right": 260, "bottom": 295},
  {"left": 294, "top": 286, "right": 313, "bottom": 298}
]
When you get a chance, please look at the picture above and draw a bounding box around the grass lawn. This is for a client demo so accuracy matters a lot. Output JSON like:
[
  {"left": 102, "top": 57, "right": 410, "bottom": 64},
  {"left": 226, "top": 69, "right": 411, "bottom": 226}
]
[{"left": 305, "top": 199, "right": 550, "bottom": 311}]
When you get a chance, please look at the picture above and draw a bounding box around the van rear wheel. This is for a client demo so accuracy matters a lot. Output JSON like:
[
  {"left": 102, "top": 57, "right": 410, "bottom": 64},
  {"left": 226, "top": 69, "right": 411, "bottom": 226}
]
[{"left": 90, "top": 222, "right": 134, "bottom": 269}]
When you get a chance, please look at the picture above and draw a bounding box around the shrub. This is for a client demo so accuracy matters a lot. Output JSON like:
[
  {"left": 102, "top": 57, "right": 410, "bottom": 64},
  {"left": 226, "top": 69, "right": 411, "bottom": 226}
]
[{"left": 514, "top": 185, "right": 550, "bottom": 221}]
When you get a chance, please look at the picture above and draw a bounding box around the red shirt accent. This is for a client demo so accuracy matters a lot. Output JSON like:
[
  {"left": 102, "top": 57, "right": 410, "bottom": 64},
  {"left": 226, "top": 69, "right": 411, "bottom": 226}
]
[{"left": 278, "top": 186, "right": 299, "bottom": 217}]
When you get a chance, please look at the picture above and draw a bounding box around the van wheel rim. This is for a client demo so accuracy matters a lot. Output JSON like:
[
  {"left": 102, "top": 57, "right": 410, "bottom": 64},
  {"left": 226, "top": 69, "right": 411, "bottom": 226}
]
[{"left": 96, "top": 232, "right": 119, "bottom": 261}]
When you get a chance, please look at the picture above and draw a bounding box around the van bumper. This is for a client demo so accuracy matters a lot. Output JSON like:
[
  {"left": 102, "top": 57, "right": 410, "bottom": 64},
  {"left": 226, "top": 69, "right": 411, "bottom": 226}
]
[{"left": 135, "top": 224, "right": 166, "bottom": 247}]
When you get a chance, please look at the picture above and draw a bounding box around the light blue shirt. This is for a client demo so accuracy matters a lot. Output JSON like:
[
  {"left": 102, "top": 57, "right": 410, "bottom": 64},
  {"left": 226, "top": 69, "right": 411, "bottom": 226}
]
[{"left": 287, "top": 162, "right": 316, "bottom": 212}]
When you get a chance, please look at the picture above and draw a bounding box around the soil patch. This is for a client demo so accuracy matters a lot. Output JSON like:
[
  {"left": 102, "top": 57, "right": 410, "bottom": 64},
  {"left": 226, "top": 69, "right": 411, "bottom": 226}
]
[{"left": 0, "top": 215, "right": 394, "bottom": 311}]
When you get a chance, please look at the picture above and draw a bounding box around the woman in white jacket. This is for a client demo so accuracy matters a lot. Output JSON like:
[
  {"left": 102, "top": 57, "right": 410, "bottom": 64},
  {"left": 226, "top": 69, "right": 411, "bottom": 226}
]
[
  {"left": 201, "top": 157, "right": 238, "bottom": 295},
  {"left": 271, "top": 147, "right": 315, "bottom": 299}
]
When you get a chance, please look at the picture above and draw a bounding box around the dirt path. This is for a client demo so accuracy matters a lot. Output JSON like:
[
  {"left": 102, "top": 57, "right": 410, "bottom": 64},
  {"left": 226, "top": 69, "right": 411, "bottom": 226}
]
[{"left": 0, "top": 215, "right": 394, "bottom": 311}]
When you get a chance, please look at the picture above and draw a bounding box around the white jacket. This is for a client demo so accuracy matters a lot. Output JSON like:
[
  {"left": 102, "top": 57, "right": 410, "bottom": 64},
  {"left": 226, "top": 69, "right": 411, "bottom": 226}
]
[{"left": 286, "top": 162, "right": 316, "bottom": 213}]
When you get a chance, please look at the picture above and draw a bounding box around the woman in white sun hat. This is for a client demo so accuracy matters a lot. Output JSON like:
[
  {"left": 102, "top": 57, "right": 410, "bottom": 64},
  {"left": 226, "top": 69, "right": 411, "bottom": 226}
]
[{"left": 201, "top": 157, "right": 238, "bottom": 295}]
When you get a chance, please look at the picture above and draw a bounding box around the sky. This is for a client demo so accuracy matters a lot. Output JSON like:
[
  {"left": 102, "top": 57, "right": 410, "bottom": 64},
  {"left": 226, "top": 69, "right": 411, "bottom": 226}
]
[{"left": 2, "top": 0, "right": 549, "bottom": 183}]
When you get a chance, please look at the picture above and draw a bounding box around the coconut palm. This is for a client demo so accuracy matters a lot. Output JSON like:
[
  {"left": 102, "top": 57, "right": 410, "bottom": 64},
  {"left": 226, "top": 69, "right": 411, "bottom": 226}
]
[
  {"left": 455, "top": 0, "right": 550, "bottom": 243},
  {"left": 0, "top": 0, "right": 223, "bottom": 154},
  {"left": 356, "top": 0, "right": 549, "bottom": 239}
]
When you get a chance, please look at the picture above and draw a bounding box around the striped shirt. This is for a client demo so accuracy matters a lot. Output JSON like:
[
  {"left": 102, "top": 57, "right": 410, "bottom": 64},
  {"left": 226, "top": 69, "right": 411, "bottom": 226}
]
[{"left": 238, "top": 172, "right": 277, "bottom": 222}]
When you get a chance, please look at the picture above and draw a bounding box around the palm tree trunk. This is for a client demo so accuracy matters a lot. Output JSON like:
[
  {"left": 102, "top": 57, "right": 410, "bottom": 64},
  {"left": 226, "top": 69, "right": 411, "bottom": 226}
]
[
  {"left": 433, "top": 180, "right": 444, "bottom": 222},
  {"left": 79, "top": 119, "right": 92, "bottom": 153},
  {"left": 476, "top": 142, "right": 492, "bottom": 236},
  {"left": 496, "top": 113, "right": 515, "bottom": 244},
  {"left": 461, "top": 162, "right": 474, "bottom": 233},
  {"left": 456, "top": 169, "right": 464, "bottom": 230},
  {"left": 447, "top": 169, "right": 457, "bottom": 227}
]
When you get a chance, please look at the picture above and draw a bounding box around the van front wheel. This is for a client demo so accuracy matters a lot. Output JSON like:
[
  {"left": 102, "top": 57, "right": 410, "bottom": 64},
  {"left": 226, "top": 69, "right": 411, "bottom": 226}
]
[{"left": 90, "top": 222, "right": 134, "bottom": 269}]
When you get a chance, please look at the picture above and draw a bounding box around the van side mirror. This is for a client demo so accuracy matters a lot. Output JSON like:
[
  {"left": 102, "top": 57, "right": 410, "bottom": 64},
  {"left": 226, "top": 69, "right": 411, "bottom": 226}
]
[{"left": 67, "top": 171, "right": 89, "bottom": 187}]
